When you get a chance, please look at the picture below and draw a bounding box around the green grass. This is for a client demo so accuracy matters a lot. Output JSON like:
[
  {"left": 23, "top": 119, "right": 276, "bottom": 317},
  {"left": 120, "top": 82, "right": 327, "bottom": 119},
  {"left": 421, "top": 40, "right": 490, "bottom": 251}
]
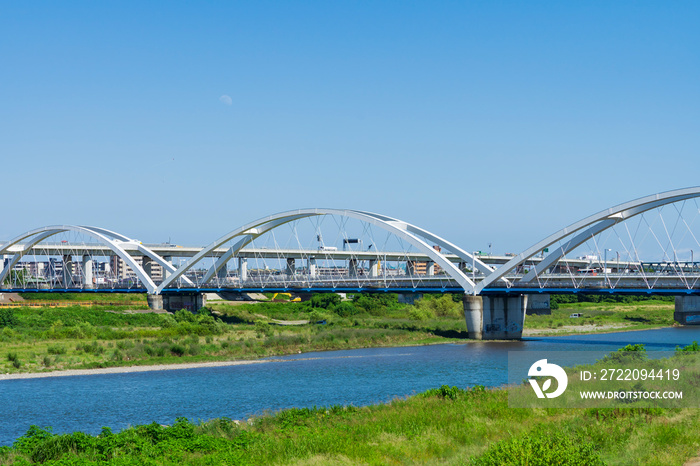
[
  {"left": 0, "top": 294, "right": 684, "bottom": 374},
  {"left": 17, "top": 293, "right": 147, "bottom": 303},
  {"left": 1, "top": 351, "right": 699, "bottom": 465},
  {"left": 524, "top": 298, "right": 675, "bottom": 334}
]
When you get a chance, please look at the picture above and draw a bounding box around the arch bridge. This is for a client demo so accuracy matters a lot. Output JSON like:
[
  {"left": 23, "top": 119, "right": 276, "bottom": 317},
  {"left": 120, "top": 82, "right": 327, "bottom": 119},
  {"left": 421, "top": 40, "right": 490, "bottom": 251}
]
[{"left": 3, "top": 188, "right": 700, "bottom": 339}]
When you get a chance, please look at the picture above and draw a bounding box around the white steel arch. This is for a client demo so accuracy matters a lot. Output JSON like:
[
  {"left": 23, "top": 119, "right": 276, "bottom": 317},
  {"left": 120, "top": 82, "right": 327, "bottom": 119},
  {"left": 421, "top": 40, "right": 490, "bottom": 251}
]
[
  {"left": 0, "top": 225, "right": 184, "bottom": 294},
  {"left": 477, "top": 186, "right": 700, "bottom": 293},
  {"left": 157, "top": 209, "right": 497, "bottom": 294}
]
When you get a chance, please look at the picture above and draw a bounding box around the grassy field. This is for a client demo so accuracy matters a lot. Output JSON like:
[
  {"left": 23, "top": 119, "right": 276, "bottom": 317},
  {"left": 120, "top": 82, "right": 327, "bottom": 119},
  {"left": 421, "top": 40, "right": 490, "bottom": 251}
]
[
  {"left": 0, "top": 294, "right": 468, "bottom": 374},
  {"left": 0, "top": 293, "right": 682, "bottom": 375},
  {"left": 1, "top": 345, "right": 698, "bottom": 465},
  {"left": 525, "top": 298, "right": 675, "bottom": 335}
]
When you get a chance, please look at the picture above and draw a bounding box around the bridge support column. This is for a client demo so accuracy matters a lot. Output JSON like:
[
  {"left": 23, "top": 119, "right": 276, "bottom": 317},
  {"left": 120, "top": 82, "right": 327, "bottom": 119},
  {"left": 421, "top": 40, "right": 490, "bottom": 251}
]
[
  {"left": 348, "top": 259, "right": 358, "bottom": 277},
  {"left": 62, "top": 255, "right": 73, "bottom": 288},
  {"left": 286, "top": 258, "right": 296, "bottom": 276},
  {"left": 674, "top": 296, "right": 700, "bottom": 325},
  {"left": 82, "top": 255, "right": 94, "bottom": 289},
  {"left": 369, "top": 259, "right": 379, "bottom": 277},
  {"left": 163, "top": 256, "right": 172, "bottom": 280},
  {"left": 0, "top": 256, "right": 5, "bottom": 289},
  {"left": 142, "top": 256, "right": 154, "bottom": 280},
  {"left": 147, "top": 294, "right": 163, "bottom": 311},
  {"left": 463, "top": 294, "right": 527, "bottom": 340},
  {"left": 162, "top": 293, "right": 206, "bottom": 312},
  {"left": 426, "top": 261, "right": 435, "bottom": 276},
  {"left": 308, "top": 257, "right": 317, "bottom": 278},
  {"left": 406, "top": 260, "right": 416, "bottom": 277},
  {"left": 238, "top": 258, "right": 248, "bottom": 283},
  {"left": 217, "top": 263, "right": 228, "bottom": 284},
  {"left": 398, "top": 293, "right": 422, "bottom": 305},
  {"left": 526, "top": 294, "right": 551, "bottom": 315}
]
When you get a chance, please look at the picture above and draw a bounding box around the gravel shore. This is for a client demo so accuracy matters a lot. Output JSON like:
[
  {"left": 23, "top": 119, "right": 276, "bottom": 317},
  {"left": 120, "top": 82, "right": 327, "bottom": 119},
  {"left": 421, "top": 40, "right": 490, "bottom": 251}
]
[{"left": 0, "top": 359, "right": 274, "bottom": 381}]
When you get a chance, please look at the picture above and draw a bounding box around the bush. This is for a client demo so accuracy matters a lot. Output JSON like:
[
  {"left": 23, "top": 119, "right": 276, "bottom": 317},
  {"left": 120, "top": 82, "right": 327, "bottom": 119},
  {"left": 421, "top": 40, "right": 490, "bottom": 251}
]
[
  {"left": 0, "top": 309, "right": 18, "bottom": 328},
  {"left": 415, "top": 295, "right": 462, "bottom": 317},
  {"left": 471, "top": 430, "right": 604, "bottom": 465},
  {"left": 676, "top": 341, "right": 700, "bottom": 352},
  {"left": 254, "top": 321, "right": 274, "bottom": 338},
  {"left": 601, "top": 344, "right": 647, "bottom": 363},
  {"left": 174, "top": 309, "right": 196, "bottom": 323},
  {"left": 423, "top": 385, "right": 465, "bottom": 400},
  {"left": 47, "top": 345, "right": 66, "bottom": 355},
  {"left": 332, "top": 302, "right": 360, "bottom": 317},
  {"left": 310, "top": 294, "right": 341, "bottom": 309},
  {"left": 409, "top": 307, "right": 434, "bottom": 321},
  {"left": 308, "top": 310, "right": 330, "bottom": 323},
  {"left": 160, "top": 314, "right": 177, "bottom": 328}
]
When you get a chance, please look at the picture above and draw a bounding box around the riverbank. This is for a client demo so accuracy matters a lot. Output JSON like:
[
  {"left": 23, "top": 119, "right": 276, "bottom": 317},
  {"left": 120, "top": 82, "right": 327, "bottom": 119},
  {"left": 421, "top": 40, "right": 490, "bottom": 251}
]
[
  {"left": 0, "top": 294, "right": 679, "bottom": 376},
  {"left": 2, "top": 344, "right": 698, "bottom": 465}
]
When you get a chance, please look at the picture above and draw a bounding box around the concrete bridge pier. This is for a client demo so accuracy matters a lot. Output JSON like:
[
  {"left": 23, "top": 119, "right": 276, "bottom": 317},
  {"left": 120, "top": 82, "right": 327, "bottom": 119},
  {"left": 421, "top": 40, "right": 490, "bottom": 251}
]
[
  {"left": 463, "top": 294, "right": 528, "bottom": 340},
  {"left": 163, "top": 256, "right": 172, "bottom": 280},
  {"left": 368, "top": 259, "right": 380, "bottom": 277},
  {"left": 526, "top": 294, "right": 551, "bottom": 315},
  {"left": 147, "top": 294, "right": 163, "bottom": 311},
  {"left": 142, "top": 256, "right": 154, "bottom": 281},
  {"left": 238, "top": 258, "right": 248, "bottom": 283},
  {"left": 348, "top": 259, "right": 358, "bottom": 277},
  {"left": 82, "top": 255, "right": 94, "bottom": 289},
  {"left": 0, "top": 255, "right": 5, "bottom": 288},
  {"left": 674, "top": 296, "right": 700, "bottom": 325},
  {"left": 163, "top": 293, "right": 206, "bottom": 312},
  {"left": 308, "top": 257, "right": 318, "bottom": 278},
  {"left": 286, "top": 258, "right": 296, "bottom": 276},
  {"left": 147, "top": 293, "right": 207, "bottom": 312},
  {"left": 62, "top": 255, "right": 73, "bottom": 288},
  {"left": 216, "top": 263, "right": 227, "bottom": 284}
]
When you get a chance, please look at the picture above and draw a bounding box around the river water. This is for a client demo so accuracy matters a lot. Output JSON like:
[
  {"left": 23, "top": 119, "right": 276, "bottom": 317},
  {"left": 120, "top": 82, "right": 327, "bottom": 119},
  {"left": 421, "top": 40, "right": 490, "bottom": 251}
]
[{"left": 1, "top": 326, "right": 698, "bottom": 446}]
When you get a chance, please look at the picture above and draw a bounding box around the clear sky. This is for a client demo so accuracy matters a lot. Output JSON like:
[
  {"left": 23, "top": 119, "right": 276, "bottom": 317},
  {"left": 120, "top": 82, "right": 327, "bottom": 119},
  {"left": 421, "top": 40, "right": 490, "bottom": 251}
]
[{"left": 1, "top": 1, "right": 698, "bottom": 253}]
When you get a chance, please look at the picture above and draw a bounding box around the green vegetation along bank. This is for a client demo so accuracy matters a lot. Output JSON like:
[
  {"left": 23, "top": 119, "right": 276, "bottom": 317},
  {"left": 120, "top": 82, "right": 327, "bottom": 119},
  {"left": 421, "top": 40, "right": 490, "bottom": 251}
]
[
  {"left": 1, "top": 343, "right": 698, "bottom": 465},
  {"left": 0, "top": 293, "right": 679, "bottom": 375}
]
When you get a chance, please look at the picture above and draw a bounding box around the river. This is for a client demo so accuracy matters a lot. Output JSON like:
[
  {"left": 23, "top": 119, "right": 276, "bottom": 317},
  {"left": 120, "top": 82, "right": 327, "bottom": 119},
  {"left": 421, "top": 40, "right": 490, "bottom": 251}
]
[{"left": 1, "top": 326, "right": 698, "bottom": 446}]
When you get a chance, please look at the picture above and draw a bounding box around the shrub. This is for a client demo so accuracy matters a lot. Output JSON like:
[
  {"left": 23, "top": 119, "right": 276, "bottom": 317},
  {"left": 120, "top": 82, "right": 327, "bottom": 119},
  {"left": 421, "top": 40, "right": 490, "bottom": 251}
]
[
  {"left": 332, "top": 302, "right": 360, "bottom": 317},
  {"left": 409, "top": 307, "right": 434, "bottom": 321},
  {"left": 308, "top": 310, "right": 331, "bottom": 323},
  {"left": 602, "top": 344, "right": 647, "bottom": 363},
  {"left": 310, "top": 294, "right": 341, "bottom": 309},
  {"left": 47, "top": 345, "right": 67, "bottom": 355},
  {"left": 0, "top": 309, "right": 18, "bottom": 328},
  {"left": 160, "top": 314, "right": 177, "bottom": 328},
  {"left": 254, "top": 321, "right": 274, "bottom": 338},
  {"left": 676, "top": 341, "right": 700, "bottom": 352},
  {"left": 170, "top": 344, "right": 186, "bottom": 357},
  {"left": 174, "top": 309, "right": 196, "bottom": 323},
  {"left": 6, "top": 351, "right": 18, "bottom": 362},
  {"left": 415, "top": 295, "right": 462, "bottom": 317},
  {"left": 423, "top": 385, "right": 464, "bottom": 400},
  {"left": 471, "top": 430, "right": 604, "bottom": 465}
]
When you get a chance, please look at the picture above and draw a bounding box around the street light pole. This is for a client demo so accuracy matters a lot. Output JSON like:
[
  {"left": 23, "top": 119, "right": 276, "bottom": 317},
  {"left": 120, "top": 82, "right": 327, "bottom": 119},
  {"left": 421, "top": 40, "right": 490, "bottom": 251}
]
[{"left": 604, "top": 249, "right": 612, "bottom": 286}]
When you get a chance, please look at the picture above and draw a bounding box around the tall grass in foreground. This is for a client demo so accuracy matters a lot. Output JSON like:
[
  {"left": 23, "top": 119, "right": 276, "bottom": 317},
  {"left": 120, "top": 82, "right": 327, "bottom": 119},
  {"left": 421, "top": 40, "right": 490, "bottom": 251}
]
[{"left": 1, "top": 382, "right": 698, "bottom": 465}]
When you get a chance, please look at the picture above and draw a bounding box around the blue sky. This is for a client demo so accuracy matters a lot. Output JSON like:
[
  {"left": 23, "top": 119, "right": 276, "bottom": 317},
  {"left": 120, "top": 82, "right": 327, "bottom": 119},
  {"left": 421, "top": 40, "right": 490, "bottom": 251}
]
[{"left": 1, "top": 1, "right": 698, "bottom": 253}]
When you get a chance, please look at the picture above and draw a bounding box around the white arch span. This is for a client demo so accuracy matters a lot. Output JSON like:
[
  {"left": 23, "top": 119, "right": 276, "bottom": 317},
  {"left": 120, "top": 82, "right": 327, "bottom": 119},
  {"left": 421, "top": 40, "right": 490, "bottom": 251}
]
[
  {"left": 0, "top": 225, "right": 187, "bottom": 294},
  {"left": 157, "top": 208, "right": 502, "bottom": 294},
  {"left": 477, "top": 186, "right": 700, "bottom": 293}
]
